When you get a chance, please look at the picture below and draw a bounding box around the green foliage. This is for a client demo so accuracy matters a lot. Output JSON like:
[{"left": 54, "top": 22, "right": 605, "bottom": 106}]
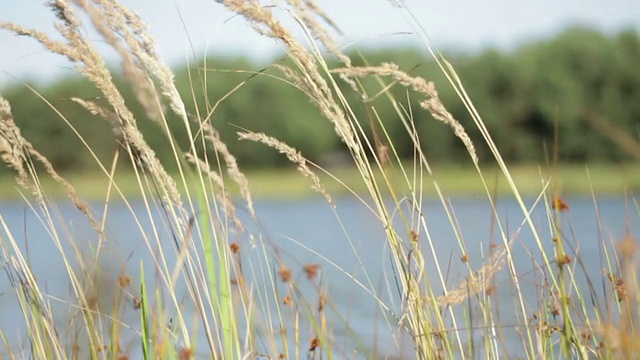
[
  {"left": 452, "top": 27, "right": 640, "bottom": 162},
  {"left": 2, "top": 26, "right": 639, "bottom": 173},
  {"left": 1, "top": 77, "right": 112, "bottom": 174}
]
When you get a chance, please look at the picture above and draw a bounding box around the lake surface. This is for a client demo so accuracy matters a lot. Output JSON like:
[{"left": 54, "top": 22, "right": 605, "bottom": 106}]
[{"left": 0, "top": 195, "right": 636, "bottom": 358}]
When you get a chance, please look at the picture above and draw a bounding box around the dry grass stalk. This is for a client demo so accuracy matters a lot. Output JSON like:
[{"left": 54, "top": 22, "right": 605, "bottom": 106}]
[
  {"left": 238, "top": 131, "right": 333, "bottom": 206},
  {"left": 79, "top": 0, "right": 258, "bottom": 245},
  {"left": 70, "top": 98, "right": 120, "bottom": 127},
  {"left": 595, "top": 322, "right": 640, "bottom": 353},
  {"left": 199, "top": 122, "right": 256, "bottom": 219},
  {"left": 277, "top": 62, "right": 358, "bottom": 152},
  {"left": 184, "top": 153, "right": 245, "bottom": 233},
  {"left": 0, "top": 97, "right": 33, "bottom": 190},
  {"left": 87, "top": 0, "right": 258, "bottom": 223},
  {"left": 2, "top": 254, "right": 66, "bottom": 358},
  {"left": 334, "top": 63, "right": 478, "bottom": 164},
  {"left": 73, "top": 0, "right": 165, "bottom": 125},
  {"left": 71, "top": 0, "right": 191, "bottom": 219},
  {"left": 0, "top": 97, "right": 103, "bottom": 236},
  {"left": 616, "top": 235, "right": 640, "bottom": 354},
  {"left": 285, "top": 0, "right": 350, "bottom": 66},
  {"left": 223, "top": 0, "right": 319, "bottom": 76},
  {"left": 301, "top": 0, "right": 342, "bottom": 34},
  {"left": 79, "top": 0, "right": 185, "bottom": 122},
  {"left": 436, "top": 242, "right": 509, "bottom": 306},
  {"left": 222, "top": 0, "right": 359, "bottom": 153},
  {"left": 2, "top": 1, "right": 189, "bottom": 228}
]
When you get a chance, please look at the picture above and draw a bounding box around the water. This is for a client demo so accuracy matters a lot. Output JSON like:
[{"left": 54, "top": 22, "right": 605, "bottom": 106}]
[{"left": 0, "top": 195, "right": 636, "bottom": 358}]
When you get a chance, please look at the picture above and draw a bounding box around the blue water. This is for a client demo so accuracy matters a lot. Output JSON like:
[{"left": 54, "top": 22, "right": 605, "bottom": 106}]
[{"left": 0, "top": 195, "right": 636, "bottom": 358}]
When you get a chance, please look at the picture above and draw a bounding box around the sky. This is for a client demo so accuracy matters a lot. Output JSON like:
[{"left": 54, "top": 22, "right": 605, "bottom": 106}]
[{"left": 1, "top": 0, "right": 639, "bottom": 86}]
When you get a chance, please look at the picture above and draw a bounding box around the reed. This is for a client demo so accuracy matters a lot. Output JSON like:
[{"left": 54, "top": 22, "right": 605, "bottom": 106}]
[{"left": 0, "top": 0, "right": 637, "bottom": 359}]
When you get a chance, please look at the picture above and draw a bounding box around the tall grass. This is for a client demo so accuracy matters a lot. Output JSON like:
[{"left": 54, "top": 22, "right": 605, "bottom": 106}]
[{"left": 0, "top": 0, "right": 638, "bottom": 359}]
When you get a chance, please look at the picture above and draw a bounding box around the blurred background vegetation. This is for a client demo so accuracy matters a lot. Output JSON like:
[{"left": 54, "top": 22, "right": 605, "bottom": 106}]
[{"left": 2, "top": 26, "right": 639, "bottom": 174}]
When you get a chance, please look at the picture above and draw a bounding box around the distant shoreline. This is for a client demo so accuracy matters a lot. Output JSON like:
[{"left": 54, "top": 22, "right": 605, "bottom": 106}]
[{"left": 1, "top": 163, "right": 636, "bottom": 201}]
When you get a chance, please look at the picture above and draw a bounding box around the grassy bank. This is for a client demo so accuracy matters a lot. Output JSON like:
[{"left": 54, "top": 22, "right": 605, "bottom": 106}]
[
  {"left": 246, "top": 162, "right": 640, "bottom": 199},
  {"left": 0, "top": 162, "right": 636, "bottom": 200}
]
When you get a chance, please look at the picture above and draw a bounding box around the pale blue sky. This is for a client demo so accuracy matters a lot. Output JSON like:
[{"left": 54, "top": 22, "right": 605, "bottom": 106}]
[{"left": 1, "top": 0, "right": 639, "bottom": 85}]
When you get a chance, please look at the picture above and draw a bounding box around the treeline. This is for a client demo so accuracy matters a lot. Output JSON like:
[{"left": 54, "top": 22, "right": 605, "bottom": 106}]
[{"left": 2, "top": 26, "right": 639, "bottom": 174}]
